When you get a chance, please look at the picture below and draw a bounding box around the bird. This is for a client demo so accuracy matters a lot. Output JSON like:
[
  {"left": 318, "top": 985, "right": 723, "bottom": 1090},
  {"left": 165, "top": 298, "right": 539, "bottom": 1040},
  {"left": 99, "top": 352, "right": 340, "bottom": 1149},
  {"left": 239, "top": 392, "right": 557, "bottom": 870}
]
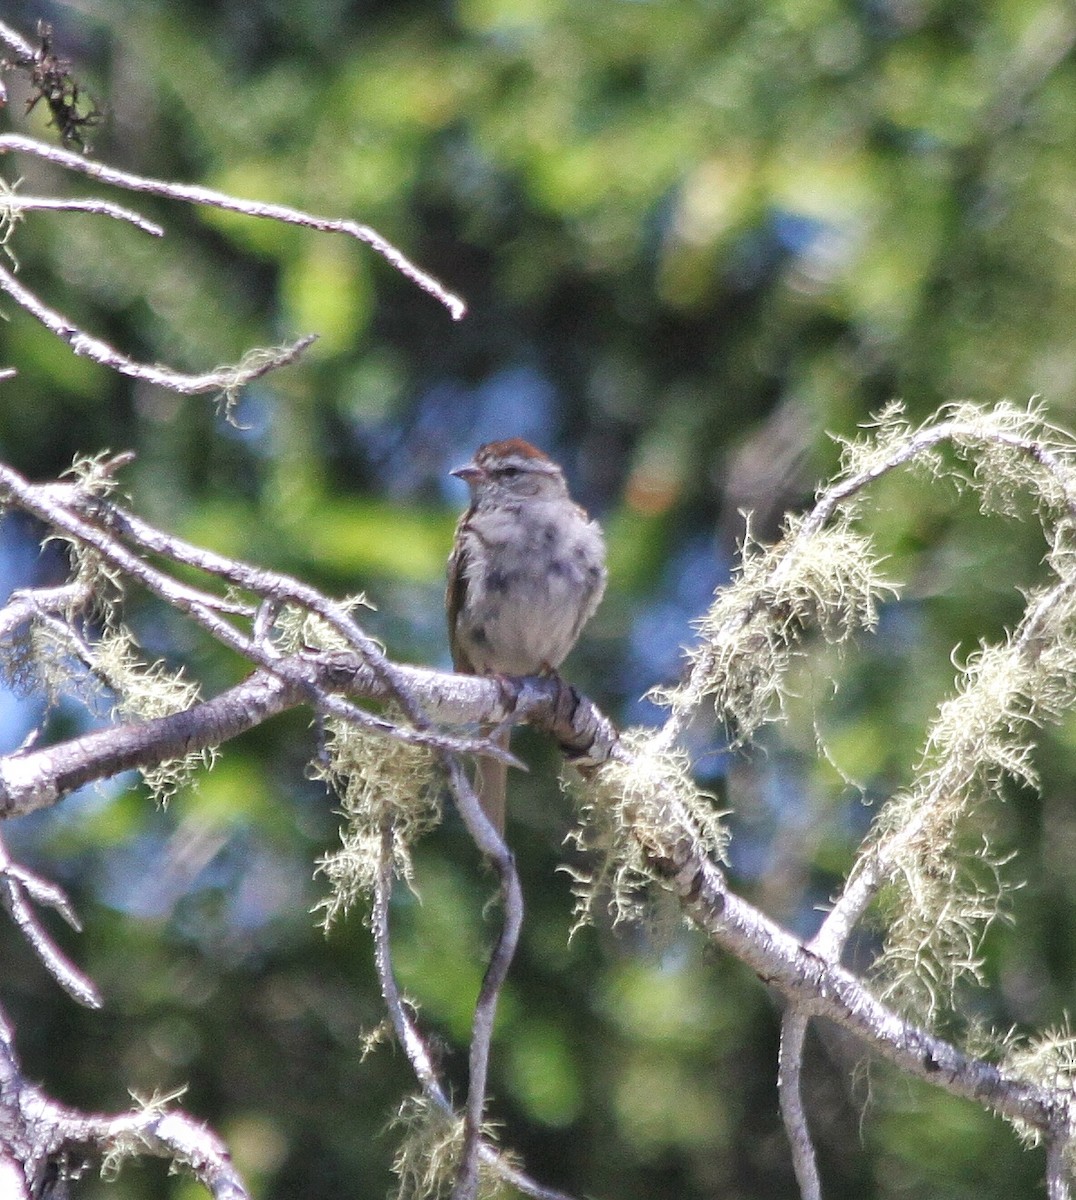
[{"left": 446, "top": 438, "right": 607, "bottom": 834}]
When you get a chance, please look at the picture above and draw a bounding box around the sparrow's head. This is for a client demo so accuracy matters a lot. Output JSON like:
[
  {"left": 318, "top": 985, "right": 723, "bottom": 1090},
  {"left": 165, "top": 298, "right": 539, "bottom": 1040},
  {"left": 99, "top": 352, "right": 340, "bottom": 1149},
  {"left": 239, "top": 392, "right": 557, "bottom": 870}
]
[{"left": 451, "top": 438, "right": 567, "bottom": 502}]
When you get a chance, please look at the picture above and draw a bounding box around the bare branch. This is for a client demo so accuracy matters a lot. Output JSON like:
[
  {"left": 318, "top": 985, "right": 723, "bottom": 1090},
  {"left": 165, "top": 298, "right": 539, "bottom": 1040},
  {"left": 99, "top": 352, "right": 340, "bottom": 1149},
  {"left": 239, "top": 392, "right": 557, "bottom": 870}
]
[
  {"left": 444, "top": 756, "right": 524, "bottom": 1200},
  {"left": 1047, "top": 1133, "right": 1073, "bottom": 1200},
  {"left": 0, "top": 19, "right": 36, "bottom": 61},
  {"left": 0, "top": 832, "right": 101, "bottom": 1007},
  {"left": 90, "top": 1107, "right": 248, "bottom": 1200},
  {"left": 0, "top": 463, "right": 476, "bottom": 762},
  {"left": 778, "top": 1010, "right": 821, "bottom": 1200},
  {"left": 103, "top": 498, "right": 456, "bottom": 727},
  {"left": 0, "top": 667, "right": 287, "bottom": 818},
  {"left": 1, "top": 191, "right": 165, "bottom": 236},
  {"left": 0, "top": 577, "right": 95, "bottom": 644},
  {"left": 0, "top": 262, "right": 316, "bottom": 394},
  {"left": 0, "top": 470, "right": 475, "bottom": 772},
  {"left": 372, "top": 826, "right": 578, "bottom": 1200},
  {"left": 372, "top": 826, "right": 448, "bottom": 1103},
  {"left": 0, "top": 133, "right": 467, "bottom": 320},
  {"left": 637, "top": 804, "right": 1073, "bottom": 1145}
]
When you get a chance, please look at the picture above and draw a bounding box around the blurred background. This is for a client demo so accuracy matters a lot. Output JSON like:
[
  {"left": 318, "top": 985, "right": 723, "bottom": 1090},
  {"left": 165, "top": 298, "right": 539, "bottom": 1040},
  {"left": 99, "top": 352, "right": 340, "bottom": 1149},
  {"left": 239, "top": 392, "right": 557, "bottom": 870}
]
[{"left": 1, "top": 0, "right": 1075, "bottom": 1196}]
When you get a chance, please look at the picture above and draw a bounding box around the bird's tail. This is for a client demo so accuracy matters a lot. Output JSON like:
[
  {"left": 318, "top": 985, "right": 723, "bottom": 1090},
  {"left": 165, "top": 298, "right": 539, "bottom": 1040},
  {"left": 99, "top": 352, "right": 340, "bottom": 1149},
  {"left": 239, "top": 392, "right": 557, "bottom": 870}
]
[{"left": 475, "top": 725, "right": 509, "bottom": 835}]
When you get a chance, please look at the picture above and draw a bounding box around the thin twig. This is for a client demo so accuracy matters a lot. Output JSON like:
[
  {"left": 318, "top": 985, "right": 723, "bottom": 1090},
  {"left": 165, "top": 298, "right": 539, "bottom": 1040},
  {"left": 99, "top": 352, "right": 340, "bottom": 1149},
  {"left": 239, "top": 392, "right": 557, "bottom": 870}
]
[
  {"left": 0, "top": 832, "right": 101, "bottom": 1007},
  {"left": 0, "top": 19, "right": 36, "bottom": 61},
  {"left": 16, "top": 466, "right": 512, "bottom": 798},
  {"left": 778, "top": 1010, "right": 821, "bottom": 1200},
  {"left": 0, "top": 577, "right": 96, "bottom": 644},
  {"left": 105, "top": 500, "right": 448, "bottom": 732},
  {"left": 2, "top": 192, "right": 164, "bottom": 236},
  {"left": 0, "top": 261, "right": 316, "bottom": 393},
  {"left": 372, "top": 823, "right": 448, "bottom": 1103},
  {"left": 372, "top": 826, "right": 576, "bottom": 1200},
  {"left": 444, "top": 757, "right": 524, "bottom": 1200},
  {"left": 0, "top": 463, "right": 448, "bottom": 752},
  {"left": 0, "top": 133, "right": 466, "bottom": 320},
  {"left": 0, "top": 984, "right": 249, "bottom": 1195},
  {"left": 87, "top": 1107, "right": 249, "bottom": 1200},
  {"left": 373, "top": 753, "right": 525, "bottom": 1200}
]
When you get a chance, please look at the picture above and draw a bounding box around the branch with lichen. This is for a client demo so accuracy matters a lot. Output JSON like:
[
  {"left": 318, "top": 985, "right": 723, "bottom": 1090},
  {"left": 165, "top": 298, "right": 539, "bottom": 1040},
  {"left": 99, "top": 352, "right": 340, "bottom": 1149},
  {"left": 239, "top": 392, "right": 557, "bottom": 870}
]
[
  {"left": 9, "top": 404, "right": 1076, "bottom": 1199},
  {"left": 10, "top": 405, "right": 1076, "bottom": 1200},
  {"left": 599, "top": 399, "right": 1076, "bottom": 1198},
  {"left": 0, "top": 1000, "right": 248, "bottom": 1198},
  {"left": 0, "top": 450, "right": 555, "bottom": 1199},
  {"left": 0, "top": 23, "right": 1070, "bottom": 1194}
]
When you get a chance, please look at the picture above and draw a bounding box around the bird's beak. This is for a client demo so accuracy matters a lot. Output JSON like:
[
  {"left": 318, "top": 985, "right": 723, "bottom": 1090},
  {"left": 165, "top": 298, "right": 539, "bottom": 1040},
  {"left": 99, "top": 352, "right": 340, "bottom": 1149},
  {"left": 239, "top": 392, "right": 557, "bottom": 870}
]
[{"left": 450, "top": 461, "right": 483, "bottom": 483}]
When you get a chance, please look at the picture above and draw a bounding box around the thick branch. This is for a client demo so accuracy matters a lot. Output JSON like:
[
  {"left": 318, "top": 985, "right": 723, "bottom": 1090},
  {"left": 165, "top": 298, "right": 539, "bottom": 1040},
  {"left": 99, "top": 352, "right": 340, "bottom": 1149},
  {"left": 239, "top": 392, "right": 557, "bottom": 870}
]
[
  {"left": 644, "top": 818, "right": 1069, "bottom": 1143},
  {"left": 0, "top": 658, "right": 597, "bottom": 819},
  {"left": 0, "top": 666, "right": 296, "bottom": 818},
  {"left": 3, "top": 633, "right": 1065, "bottom": 1156}
]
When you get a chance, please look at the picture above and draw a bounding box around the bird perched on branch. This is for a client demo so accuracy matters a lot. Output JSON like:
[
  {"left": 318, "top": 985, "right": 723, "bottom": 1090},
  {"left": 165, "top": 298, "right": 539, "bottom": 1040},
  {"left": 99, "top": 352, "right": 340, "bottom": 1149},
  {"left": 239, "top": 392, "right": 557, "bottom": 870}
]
[{"left": 446, "top": 438, "right": 607, "bottom": 834}]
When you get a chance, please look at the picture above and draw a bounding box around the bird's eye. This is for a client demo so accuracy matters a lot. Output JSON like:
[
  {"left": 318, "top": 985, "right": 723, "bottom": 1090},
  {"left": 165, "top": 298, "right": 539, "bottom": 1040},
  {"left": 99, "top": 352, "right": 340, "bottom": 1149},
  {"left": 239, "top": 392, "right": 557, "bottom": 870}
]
[{"left": 498, "top": 466, "right": 520, "bottom": 478}]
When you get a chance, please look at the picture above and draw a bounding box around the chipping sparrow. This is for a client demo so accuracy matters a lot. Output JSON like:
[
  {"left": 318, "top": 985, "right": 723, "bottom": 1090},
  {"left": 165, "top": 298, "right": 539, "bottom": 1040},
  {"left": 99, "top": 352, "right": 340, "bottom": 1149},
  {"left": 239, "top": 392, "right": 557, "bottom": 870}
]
[{"left": 447, "top": 438, "right": 607, "bottom": 833}]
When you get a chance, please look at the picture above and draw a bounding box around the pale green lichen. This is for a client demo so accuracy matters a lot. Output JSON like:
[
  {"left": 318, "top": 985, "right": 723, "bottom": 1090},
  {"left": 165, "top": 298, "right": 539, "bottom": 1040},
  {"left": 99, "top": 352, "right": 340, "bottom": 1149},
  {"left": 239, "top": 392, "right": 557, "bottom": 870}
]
[
  {"left": 853, "top": 405, "right": 1076, "bottom": 1024},
  {"left": 93, "top": 628, "right": 210, "bottom": 806},
  {"left": 0, "top": 612, "right": 209, "bottom": 806},
  {"left": 312, "top": 717, "right": 439, "bottom": 929},
  {"left": 566, "top": 728, "right": 728, "bottom": 933},
  {"left": 661, "top": 512, "right": 892, "bottom": 741},
  {"left": 273, "top": 595, "right": 374, "bottom": 656},
  {"left": 653, "top": 400, "right": 1076, "bottom": 1035},
  {"left": 1002, "top": 1022, "right": 1076, "bottom": 1160},
  {"left": 99, "top": 1086, "right": 189, "bottom": 1181},
  {"left": 281, "top": 596, "right": 440, "bottom": 929},
  {"left": 390, "top": 1094, "right": 512, "bottom": 1200}
]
